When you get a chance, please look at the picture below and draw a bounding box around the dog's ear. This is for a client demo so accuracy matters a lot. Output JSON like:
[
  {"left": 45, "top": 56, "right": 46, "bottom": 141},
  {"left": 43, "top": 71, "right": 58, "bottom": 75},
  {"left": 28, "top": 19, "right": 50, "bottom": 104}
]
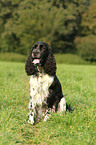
[
  {"left": 43, "top": 47, "right": 56, "bottom": 76},
  {"left": 25, "top": 55, "right": 36, "bottom": 76}
]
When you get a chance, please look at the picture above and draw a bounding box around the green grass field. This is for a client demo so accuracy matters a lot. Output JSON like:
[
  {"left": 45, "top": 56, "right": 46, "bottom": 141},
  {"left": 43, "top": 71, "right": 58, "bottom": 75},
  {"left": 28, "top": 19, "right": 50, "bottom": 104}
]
[
  {"left": 0, "top": 61, "right": 96, "bottom": 145},
  {"left": 0, "top": 52, "right": 93, "bottom": 64}
]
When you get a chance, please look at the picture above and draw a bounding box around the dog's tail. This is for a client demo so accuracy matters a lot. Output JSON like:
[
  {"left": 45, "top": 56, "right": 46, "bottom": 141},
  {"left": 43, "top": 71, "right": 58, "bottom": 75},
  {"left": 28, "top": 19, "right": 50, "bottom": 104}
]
[{"left": 66, "top": 102, "right": 73, "bottom": 112}]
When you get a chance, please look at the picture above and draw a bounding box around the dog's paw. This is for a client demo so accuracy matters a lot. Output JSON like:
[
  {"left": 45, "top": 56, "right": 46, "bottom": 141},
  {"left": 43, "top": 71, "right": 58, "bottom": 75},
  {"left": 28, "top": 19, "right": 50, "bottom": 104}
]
[
  {"left": 44, "top": 114, "right": 50, "bottom": 122},
  {"left": 28, "top": 115, "right": 34, "bottom": 125}
]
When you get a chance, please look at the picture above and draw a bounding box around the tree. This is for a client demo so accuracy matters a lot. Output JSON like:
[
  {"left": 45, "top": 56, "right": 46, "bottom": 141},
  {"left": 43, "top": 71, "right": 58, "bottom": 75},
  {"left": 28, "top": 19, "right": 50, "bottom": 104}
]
[
  {"left": 74, "top": 0, "right": 96, "bottom": 62},
  {"left": 0, "top": 0, "right": 22, "bottom": 52},
  {"left": 81, "top": 0, "right": 96, "bottom": 36},
  {"left": 0, "top": 0, "right": 90, "bottom": 54},
  {"left": 75, "top": 35, "right": 96, "bottom": 61}
]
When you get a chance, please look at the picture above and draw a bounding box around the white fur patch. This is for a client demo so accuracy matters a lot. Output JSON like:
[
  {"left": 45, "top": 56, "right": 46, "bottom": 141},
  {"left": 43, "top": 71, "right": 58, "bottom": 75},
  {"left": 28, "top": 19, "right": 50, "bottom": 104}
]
[
  {"left": 57, "top": 97, "right": 66, "bottom": 112},
  {"left": 29, "top": 70, "right": 54, "bottom": 108},
  {"left": 28, "top": 114, "right": 34, "bottom": 124}
]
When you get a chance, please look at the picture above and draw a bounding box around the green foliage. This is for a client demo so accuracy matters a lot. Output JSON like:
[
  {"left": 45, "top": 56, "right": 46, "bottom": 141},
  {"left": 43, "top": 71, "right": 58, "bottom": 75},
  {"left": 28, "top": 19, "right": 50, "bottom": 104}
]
[
  {"left": 74, "top": 0, "right": 96, "bottom": 62},
  {"left": 0, "top": 0, "right": 96, "bottom": 62},
  {"left": 81, "top": 0, "right": 96, "bottom": 35},
  {"left": 0, "top": 0, "right": 89, "bottom": 55},
  {"left": 0, "top": 62, "right": 96, "bottom": 144},
  {"left": 0, "top": 53, "right": 26, "bottom": 62},
  {"left": 75, "top": 35, "right": 96, "bottom": 61}
]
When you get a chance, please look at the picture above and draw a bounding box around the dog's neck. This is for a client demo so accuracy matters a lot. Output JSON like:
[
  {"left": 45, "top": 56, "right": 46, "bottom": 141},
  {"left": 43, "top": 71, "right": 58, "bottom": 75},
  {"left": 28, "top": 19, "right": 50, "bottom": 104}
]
[{"left": 35, "top": 66, "right": 45, "bottom": 77}]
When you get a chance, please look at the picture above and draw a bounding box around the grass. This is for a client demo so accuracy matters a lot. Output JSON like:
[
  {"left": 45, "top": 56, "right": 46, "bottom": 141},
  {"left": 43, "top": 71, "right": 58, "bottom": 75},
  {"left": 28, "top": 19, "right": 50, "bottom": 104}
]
[
  {"left": 0, "top": 61, "right": 96, "bottom": 145},
  {"left": 54, "top": 53, "right": 88, "bottom": 64},
  {"left": 0, "top": 52, "right": 94, "bottom": 64},
  {"left": 0, "top": 53, "right": 26, "bottom": 62}
]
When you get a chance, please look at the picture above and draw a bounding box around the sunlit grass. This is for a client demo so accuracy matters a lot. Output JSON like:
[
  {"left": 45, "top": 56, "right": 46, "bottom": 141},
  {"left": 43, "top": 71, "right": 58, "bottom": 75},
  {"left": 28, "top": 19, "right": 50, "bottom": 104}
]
[
  {"left": 0, "top": 53, "right": 26, "bottom": 62},
  {"left": 0, "top": 62, "right": 96, "bottom": 144},
  {"left": 0, "top": 52, "right": 95, "bottom": 64}
]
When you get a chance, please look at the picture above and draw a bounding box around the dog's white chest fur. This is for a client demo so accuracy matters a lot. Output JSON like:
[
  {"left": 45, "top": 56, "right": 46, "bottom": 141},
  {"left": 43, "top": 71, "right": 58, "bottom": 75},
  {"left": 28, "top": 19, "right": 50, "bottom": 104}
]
[{"left": 30, "top": 71, "right": 54, "bottom": 108}]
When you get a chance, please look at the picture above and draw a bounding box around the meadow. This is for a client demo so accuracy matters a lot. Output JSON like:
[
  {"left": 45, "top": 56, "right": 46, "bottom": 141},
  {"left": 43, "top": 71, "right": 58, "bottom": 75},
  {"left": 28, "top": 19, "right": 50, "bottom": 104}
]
[
  {"left": 0, "top": 61, "right": 96, "bottom": 145},
  {"left": 0, "top": 52, "right": 92, "bottom": 64}
]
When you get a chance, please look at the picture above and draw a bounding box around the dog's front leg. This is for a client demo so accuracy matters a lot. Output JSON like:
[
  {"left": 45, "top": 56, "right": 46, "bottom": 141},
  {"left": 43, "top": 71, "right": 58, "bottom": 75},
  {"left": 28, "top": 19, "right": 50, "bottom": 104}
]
[
  {"left": 44, "top": 108, "right": 54, "bottom": 122},
  {"left": 28, "top": 100, "right": 35, "bottom": 125}
]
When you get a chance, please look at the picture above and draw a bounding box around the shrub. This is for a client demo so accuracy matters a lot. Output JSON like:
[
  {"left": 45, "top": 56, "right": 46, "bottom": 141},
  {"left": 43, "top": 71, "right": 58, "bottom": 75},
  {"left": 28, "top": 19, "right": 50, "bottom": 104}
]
[
  {"left": 0, "top": 53, "right": 26, "bottom": 62},
  {"left": 0, "top": 52, "right": 88, "bottom": 64},
  {"left": 75, "top": 35, "right": 96, "bottom": 62},
  {"left": 54, "top": 54, "right": 87, "bottom": 64}
]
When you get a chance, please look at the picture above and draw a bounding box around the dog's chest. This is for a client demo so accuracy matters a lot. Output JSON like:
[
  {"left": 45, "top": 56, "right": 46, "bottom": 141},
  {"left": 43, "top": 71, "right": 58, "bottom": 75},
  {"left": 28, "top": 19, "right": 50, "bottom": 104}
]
[{"left": 30, "top": 73, "right": 54, "bottom": 106}]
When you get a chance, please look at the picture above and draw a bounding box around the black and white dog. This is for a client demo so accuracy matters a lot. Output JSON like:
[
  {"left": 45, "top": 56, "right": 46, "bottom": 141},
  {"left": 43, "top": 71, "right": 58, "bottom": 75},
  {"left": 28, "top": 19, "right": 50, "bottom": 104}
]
[{"left": 25, "top": 42, "right": 67, "bottom": 124}]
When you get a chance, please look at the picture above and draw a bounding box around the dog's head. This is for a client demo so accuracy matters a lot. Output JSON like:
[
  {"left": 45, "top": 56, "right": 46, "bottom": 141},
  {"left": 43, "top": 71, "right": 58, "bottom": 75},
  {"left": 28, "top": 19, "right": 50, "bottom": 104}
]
[
  {"left": 31, "top": 42, "right": 49, "bottom": 67},
  {"left": 25, "top": 42, "right": 56, "bottom": 76}
]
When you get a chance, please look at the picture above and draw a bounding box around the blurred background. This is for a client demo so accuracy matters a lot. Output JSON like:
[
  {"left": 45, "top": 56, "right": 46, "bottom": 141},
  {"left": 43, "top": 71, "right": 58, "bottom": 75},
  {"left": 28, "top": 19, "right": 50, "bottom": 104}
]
[{"left": 0, "top": 0, "right": 96, "bottom": 64}]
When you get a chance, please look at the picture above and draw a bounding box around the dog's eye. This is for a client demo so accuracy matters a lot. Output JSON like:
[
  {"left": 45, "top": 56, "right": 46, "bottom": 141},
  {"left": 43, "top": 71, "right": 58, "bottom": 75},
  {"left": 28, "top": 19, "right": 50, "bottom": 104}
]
[
  {"left": 40, "top": 45, "right": 43, "bottom": 50},
  {"left": 34, "top": 45, "right": 38, "bottom": 48}
]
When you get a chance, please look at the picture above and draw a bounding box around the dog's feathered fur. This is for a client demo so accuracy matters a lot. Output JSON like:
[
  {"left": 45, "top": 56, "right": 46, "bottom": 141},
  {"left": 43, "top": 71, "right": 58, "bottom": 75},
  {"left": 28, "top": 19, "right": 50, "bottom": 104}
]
[
  {"left": 25, "top": 42, "right": 56, "bottom": 76},
  {"left": 25, "top": 42, "right": 67, "bottom": 124}
]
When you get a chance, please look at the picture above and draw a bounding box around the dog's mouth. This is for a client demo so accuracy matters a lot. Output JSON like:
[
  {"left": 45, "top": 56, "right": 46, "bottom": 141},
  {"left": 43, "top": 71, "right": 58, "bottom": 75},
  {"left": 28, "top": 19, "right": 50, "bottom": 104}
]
[
  {"left": 32, "top": 59, "right": 43, "bottom": 74},
  {"left": 33, "top": 59, "right": 40, "bottom": 64},
  {"left": 32, "top": 59, "right": 41, "bottom": 66}
]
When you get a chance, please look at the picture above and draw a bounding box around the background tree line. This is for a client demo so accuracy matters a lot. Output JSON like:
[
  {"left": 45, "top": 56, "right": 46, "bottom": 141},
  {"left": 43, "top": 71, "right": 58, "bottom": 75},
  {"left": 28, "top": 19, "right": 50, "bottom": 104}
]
[{"left": 0, "top": 0, "right": 96, "bottom": 61}]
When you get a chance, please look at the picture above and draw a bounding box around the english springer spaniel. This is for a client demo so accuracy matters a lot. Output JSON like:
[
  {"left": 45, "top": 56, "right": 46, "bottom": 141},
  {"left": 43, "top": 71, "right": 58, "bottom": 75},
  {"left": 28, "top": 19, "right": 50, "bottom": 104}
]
[{"left": 25, "top": 42, "right": 67, "bottom": 124}]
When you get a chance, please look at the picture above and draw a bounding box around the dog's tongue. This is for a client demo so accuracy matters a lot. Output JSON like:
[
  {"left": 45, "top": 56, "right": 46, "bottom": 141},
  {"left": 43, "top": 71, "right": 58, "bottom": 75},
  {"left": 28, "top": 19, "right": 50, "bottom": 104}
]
[{"left": 33, "top": 59, "right": 40, "bottom": 64}]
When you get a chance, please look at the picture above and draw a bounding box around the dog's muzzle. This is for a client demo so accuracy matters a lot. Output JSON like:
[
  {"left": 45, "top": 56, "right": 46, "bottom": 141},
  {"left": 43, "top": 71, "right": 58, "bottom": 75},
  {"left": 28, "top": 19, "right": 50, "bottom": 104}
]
[
  {"left": 32, "top": 49, "right": 41, "bottom": 67},
  {"left": 32, "top": 49, "right": 40, "bottom": 59}
]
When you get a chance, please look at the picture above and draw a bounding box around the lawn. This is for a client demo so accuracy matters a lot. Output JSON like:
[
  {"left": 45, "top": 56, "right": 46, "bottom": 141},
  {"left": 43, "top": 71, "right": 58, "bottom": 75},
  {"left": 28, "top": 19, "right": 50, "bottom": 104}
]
[{"left": 0, "top": 61, "right": 96, "bottom": 145}]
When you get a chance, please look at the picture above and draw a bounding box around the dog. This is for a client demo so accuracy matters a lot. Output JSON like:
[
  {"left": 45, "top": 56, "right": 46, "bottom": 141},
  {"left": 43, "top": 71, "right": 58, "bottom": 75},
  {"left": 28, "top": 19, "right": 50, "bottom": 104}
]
[{"left": 25, "top": 41, "right": 67, "bottom": 124}]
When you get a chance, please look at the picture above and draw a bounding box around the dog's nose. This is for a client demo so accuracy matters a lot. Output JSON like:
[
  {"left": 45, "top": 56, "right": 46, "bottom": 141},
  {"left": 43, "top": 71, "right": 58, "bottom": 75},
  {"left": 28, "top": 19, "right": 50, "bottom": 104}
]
[
  {"left": 33, "top": 50, "right": 39, "bottom": 55},
  {"left": 32, "top": 49, "right": 40, "bottom": 58}
]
